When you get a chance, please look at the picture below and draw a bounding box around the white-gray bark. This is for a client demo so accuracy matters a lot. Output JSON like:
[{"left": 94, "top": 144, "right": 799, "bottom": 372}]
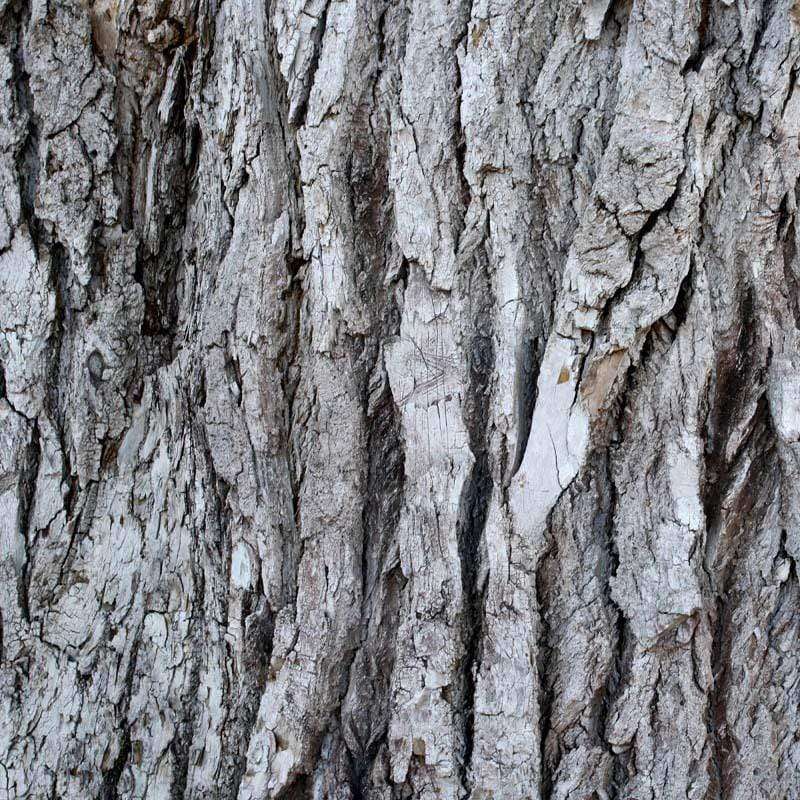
[{"left": 1, "top": 0, "right": 799, "bottom": 797}]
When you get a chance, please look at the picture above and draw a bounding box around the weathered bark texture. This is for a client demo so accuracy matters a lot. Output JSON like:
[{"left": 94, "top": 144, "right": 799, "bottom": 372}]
[{"left": 1, "top": 0, "right": 800, "bottom": 797}]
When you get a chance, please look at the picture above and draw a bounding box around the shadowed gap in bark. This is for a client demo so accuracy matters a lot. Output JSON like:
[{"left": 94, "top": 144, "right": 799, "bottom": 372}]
[
  {"left": 195, "top": 410, "right": 278, "bottom": 799},
  {"left": 45, "top": 241, "right": 76, "bottom": 510},
  {"left": 535, "top": 537, "right": 557, "bottom": 800},
  {"left": 593, "top": 452, "right": 632, "bottom": 800},
  {"left": 347, "top": 351, "right": 406, "bottom": 797},
  {"left": 701, "top": 282, "right": 765, "bottom": 576},
  {"left": 168, "top": 449, "right": 206, "bottom": 800},
  {"left": 289, "top": 0, "right": 331, "bottom": 128},
  {"left": 746, "top": 0, "right": 779, "bottom": 70},
  {"left": 100, "top": 639, "right": 140, "bottom": 800},
  {"left": 9, "top": 0, "right": 40, "bottom": 255},
  {"left": 779, "top": 189, "right": 800, "bottom": 330},
  {"left": 16, "top": 414, "right": 39, "bottom": 624},
  {"left": 456, "top": 318, "right": 494, "bottom": 790},
  {"left": 509, "top": 335, "right": 541, "bottom": 481},
  {"left": 342, "top": 44, "right": 408, "bottom": 789},
  {"left": 702, "top": 399, "right": 778, "bottom": 798},
  {"left": 599, "top": 164, "right": 688, "bottom": 335}
]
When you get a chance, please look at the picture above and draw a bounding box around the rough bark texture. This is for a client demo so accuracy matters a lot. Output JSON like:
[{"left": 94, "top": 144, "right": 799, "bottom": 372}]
[{"left": 1, "top": 0, "right": 800, "bottom": 797}]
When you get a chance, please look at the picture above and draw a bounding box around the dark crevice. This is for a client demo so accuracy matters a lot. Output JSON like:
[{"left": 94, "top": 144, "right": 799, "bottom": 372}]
[
  {"left": 508, "top": 335, "right": 542, "bottom": 482},
  {"left": 16, "top": 106, "right": 41, "bottom": 253},
  {"left": 682, "top": 0, "right": 712, "bottom": 74},
  {"left": 46, "top": 240, "right": 71, "bottom": 429},
  {"left": 703, "top": 393, "right": 772, "bottom": 579},
  {"left": 8, "top": 0, "right": 41, "bottom": 254},
  {"left": 347, "top": 345, "right": 405, "bottom": 798},
  {"left": 100, "top": 639, "right": 140, "bottom": 800},
  {"left": 289, "top": 0, "right": 331, "bottom": 128},
  {"left": 168, "top": 480, "right": 205, "bottom": 800},
  {"left": 274, "top": 773, "right": 311, "bottom": 800},
  {"left": 594, "top": 452, "right": 631, "bottom": 800},
  {"left": 766, "top": 529, "right": 798, "bottom": 636},
  {"left": 140, "top": 45, "right": 196, "bottom": 364},
  {"left": 224, "top": 342, "right": 244, "bottom": 408},
  {"left": 228, "top": 595, "right": 276, "bottom": 798},
  {"left": 701, "top": 281, "right": 769, "bottom": 581},
  {"left": 263, "top": 0, "right": 307, "bottom": 615},
  {"left": 453, "top": 229, "right": 495, "bottom": 794},
  {"left": 535, "top": 541, "right": 557, "bottom": 800},
  {"left": 599, "top": 165, "right": 687, "bottom": 334},
  {"left": 706, "top": 595, "right": 734, "bottom": 800},
  {"left": 17, "top": 416, "right": 40, "bottom": 624},
  {"left": 453, "top": 37, "right": 472, "bottom": 250},
  {"left": 779, "top": 190, "right": 800, "bottom": 330},
  {"left": 372, "top": 0, "right": 390, "bottom": 101},
  {"left": 54, "top": 479, "right": 99, "bottom": 601},
  {"left": 102, "top": 728, "right": 132, "bottom": 800},
  {"left": 702, "top": 398, "right": 781, "bottom": 800},
  {"left": 195, "top": 406, "right": 277, "bottom": 800},
  {"left": 342, "top": 87, "right": 405, "bottom": 778},
  {"left": 456, "top": 366, "right": 492, "bottom": 789},
  {"left": 745, "top": 0, "right": 777, "bottom": 71},
  {"left": 670, "top": 254, "right": 695, "bottom": 334},
  {"left": 114, "top": 12, "right": 201, "bottom": 370},
  {"left": 45, "top": 240, "right": 83, "bottom": 526},
  {"left": 457, "top": 461, "right": 490, "bottom": 780},
  {"left": 340, "top": 32, "right": 407, "bottom": 786},
  {"left": 346, "top": 569, "right": 406, "bottom": 799}
]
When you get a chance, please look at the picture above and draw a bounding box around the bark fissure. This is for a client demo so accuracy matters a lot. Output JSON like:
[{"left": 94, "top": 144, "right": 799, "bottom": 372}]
[{"left": 456, "top": 322, "right": 494, "bottom": 791}]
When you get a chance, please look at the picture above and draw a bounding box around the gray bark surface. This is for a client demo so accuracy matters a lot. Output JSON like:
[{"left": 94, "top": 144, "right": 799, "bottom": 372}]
[{"left": 1, "top": 0, "right": 799, "bottom": 797}]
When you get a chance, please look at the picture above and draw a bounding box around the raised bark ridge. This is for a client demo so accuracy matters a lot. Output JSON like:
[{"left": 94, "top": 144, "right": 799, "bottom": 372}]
[{"left": 0, "top": 0, "right": 799, "bottom": 798}]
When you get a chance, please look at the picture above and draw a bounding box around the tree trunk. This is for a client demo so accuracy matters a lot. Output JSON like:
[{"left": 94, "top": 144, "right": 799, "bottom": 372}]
[{"left": 1, "top": 0, "right": 799, "bottom": 797}]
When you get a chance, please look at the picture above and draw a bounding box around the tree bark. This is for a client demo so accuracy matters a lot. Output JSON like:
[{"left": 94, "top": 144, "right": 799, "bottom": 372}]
[{"left": 1, "top": 0, "right": 799, "bottom": 797}]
